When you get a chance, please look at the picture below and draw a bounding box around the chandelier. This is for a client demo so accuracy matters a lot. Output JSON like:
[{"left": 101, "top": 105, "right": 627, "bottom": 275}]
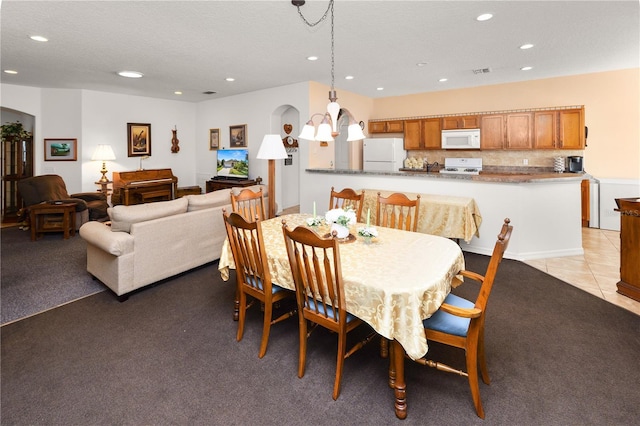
[{"left": 293, "top": 0, "right": 366, "bottom": 142}]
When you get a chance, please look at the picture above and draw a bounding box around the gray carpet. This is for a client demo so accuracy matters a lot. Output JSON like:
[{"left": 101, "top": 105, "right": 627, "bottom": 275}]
[
  {"left": 2, "top": 248, "right": 639, "bottom": 425},
  {"left": 1, "top": 226, "right": 105, "bottom": 325}
]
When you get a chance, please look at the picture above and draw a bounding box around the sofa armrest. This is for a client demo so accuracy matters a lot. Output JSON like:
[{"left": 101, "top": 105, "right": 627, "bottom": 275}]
[
  {"left": 71, "top": 192, "right": 107, "bottom": 203},
  {"left": 79, "top": 221, "right": 134, "bottom": 257}
]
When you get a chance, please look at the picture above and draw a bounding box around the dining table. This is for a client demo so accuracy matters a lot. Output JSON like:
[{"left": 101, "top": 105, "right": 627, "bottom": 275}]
[{"left": 218, "top": 213, "right": 465, "bottom": 419}]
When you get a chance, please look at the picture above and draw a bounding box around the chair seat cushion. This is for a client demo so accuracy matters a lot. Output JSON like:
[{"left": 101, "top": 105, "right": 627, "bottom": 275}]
[
  {"left": 307, "top": 298, "right": 357, "bottom": 323},
  {"left": 247, "top": 276, "right": 287, "bottom": 295},
  {"left": 423, "top": 293, "right": 474, "bottom": 337}
]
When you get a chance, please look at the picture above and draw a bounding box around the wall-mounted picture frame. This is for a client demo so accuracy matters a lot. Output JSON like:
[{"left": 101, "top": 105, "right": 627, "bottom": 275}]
[
  {"left": 44, "top": 138, "right": 77, "bottom": 161},
  {"left": 127, "top": 123, "right": 152, "bottom": 157},
  {"left": 209, "top": 128, "right": 220, "bottom": 150},
  {"left": 229, "top": 124, "right": 247, "bottom": 148}
]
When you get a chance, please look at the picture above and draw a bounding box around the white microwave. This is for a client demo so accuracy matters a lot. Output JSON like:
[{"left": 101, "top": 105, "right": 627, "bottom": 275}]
[{"left": 441, "top": 129, "right": 481, "bottom": 149}]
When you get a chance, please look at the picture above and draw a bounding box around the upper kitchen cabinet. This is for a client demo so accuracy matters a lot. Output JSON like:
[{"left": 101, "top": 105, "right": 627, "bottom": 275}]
[
  {"left": 505, "top": 112, "right": 533, "bottom": 149},
  {"left": 404, "top": 118, "right": 441, "bottom": 150},
  {"left": 368, "top": 120, "right": 404, "bottom": 134},
  {"left": 533, "top": 107, "right": 585, "bottom": 149},
  {"left": 480, "top": 114, "right": 505, "bottom": 149},
  {"left": 441, "top": 115, "right": 480, "bottom": 130}
]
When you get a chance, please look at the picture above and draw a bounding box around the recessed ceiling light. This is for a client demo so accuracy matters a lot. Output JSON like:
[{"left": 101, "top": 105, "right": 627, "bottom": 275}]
[
  {"left": 345, "top": 75, "right": 354, "bottom": 80},
  {"left": 521, "top": 66, "right": 533, "bottom": 71},
  {"left": 417, "top": 62, "right": 428, "bottom": 67},
  {"left": 174, "top": 91, "right": 183, "bottom": 95},
  {"left": 520, "top": 44, "right": 534, "bottom": 50},
  {"left": 30, "top": 35, "right": 48, "bottom": 42},
  {"left": 376, "top": 87, "right": 384, "bottom": 91},
  {"left": 476, "top": 13, "right": 493, "bottom": 21},
  {"left": 225, "top": 77, "right": 235, "bottom": 82},
  {"left": 117, "top": 71, "right": 143, "bottom": 78},
  {"left": 307, "top": 56, "right": 318, "bottom": 61},
  {"left": 439, "top": 78, "right": 448, "bottom": 82},
  {"left": 3, "top": 70, "right": 18, "bottom": 75}
]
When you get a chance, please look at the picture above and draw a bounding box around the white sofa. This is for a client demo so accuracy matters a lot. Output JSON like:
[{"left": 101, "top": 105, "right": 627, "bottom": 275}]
[{"left": 79, "top": 185, "right": 266, "bottom": 300}]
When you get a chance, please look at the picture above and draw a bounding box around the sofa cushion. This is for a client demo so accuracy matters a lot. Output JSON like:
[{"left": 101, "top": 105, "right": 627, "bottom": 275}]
[
  {"left": 108, "top": 197, "right": 188, "bottom": 232},
  {"left": 186, "top": 189, "right": 231, "bottom": 212}
]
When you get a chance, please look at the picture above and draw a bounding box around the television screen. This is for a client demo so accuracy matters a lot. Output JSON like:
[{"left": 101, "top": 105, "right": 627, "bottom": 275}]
[{"left": 216, "top": 149, "right": 249, "bottom": 179}]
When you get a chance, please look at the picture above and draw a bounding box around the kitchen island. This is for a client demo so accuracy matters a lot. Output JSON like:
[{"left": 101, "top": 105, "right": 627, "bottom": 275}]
[{"left": 301, "top": 168, "right": 585, "bottom": 261}]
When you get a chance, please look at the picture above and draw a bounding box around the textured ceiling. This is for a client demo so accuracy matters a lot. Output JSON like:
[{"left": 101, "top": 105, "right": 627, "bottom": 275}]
[{"left": 1, "top": 0, "right": 638, "bottom": 103}]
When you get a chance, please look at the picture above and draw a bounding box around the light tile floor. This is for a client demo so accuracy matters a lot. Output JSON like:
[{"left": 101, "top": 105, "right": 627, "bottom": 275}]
[{"left": 524, "top": 228, "right": 640, "bottom": 316}]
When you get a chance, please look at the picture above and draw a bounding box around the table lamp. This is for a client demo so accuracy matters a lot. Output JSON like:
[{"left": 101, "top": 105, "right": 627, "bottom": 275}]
[
  {"left": 257, "top": 134, "right": 288, "bottom": 219},
  {"left": 91, "top": 144, "right": 116, "bottom": 183}
]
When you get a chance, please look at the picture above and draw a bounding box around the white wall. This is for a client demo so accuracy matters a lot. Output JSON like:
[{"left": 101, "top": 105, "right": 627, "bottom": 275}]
[{"left": 598, "top": 179, "right": 640, "bottom": 231}]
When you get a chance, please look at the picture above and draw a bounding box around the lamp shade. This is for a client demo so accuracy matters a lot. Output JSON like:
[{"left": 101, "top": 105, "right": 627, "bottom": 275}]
[
  {"left": 91, "top": 144, "right": 116, "bottom": 161},
  {"left": 257, "top": 134, "right": 288, "bottom": 160}
]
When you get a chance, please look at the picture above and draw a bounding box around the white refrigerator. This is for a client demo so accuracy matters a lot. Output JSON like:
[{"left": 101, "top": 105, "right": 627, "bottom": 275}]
[{"left": 362, "top": 138, "right": 406, "bottom": 171}]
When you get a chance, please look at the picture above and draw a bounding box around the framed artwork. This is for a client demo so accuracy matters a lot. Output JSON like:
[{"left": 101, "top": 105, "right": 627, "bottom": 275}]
[
  {"left": 44, "top": 138, "right": 77, "bottom": 161},
  {"left": 127, "top": 123, "right": 152, "bottom": 157},
  {"left": 229, "top": 124, "right": 247, "bottom": 148},
  {"left": 209, "top": 128, "right": 220, "bottom": 150}
]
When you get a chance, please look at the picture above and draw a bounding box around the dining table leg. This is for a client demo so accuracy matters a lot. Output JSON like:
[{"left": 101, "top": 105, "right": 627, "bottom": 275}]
[{"left": 390, "top": 339, "right": 407, "bottom": 419}]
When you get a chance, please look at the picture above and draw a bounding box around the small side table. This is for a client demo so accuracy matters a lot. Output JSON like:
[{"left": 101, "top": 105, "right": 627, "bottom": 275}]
[
  {"left": 30, "top": 202, "right": 76, "bottom": 241},
  {"left": 95, "top": 180, "right": 112, "bottom": 195}
]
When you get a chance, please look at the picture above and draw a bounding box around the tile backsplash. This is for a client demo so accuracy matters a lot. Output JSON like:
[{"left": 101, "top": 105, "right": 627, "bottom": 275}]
[{"left": 408, "top": 149, "right": 584, "bottom": 169}]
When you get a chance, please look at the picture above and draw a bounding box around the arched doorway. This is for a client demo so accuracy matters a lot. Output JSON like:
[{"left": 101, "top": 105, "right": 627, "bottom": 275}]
[{"left": 1, "top": 108, "right": 35, "bottom": 224}]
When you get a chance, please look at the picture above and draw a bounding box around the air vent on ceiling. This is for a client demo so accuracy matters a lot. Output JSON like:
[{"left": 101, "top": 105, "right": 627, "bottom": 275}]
[
  {"left": 202, "top": 91, "right": 217, "bottom": 95},
  {"left": 472, "top": 68, "right": 491, "bottom": 74}
]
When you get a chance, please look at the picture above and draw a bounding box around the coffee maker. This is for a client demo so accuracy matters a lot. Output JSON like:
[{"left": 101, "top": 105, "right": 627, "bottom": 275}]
[{"left": 567, "top": 156, "right": 584, "bottom": 173}]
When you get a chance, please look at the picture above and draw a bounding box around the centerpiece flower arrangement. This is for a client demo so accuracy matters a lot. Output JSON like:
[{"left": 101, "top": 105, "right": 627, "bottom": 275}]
[
  {"left": 325, "top": 207, "right": 357, "bottom": 239},
  {"left": 357, "top": 208, "right": 378, "bottom": 243}
]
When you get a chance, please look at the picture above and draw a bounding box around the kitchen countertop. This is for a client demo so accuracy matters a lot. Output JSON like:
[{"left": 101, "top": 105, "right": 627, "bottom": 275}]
[{"left": 306, "top": 168, "right": 588, "bottom": 183}]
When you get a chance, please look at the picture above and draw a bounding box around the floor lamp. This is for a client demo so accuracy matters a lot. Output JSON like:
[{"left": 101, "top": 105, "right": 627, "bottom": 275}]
[{"left": 257, "top": 134, "right": 288, "bottom": 219}]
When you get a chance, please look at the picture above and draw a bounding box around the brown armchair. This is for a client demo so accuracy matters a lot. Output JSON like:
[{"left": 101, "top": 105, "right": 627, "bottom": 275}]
[{"left": 17, "top": 175, "right": 109, "bottom": 228}]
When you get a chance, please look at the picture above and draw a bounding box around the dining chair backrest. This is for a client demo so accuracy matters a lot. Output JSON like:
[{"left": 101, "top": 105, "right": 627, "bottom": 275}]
[
  {"left": 223, "top": 210, "right": 271, "bottom": 295},
  {"left": 376, "top": 192, "right": 421, "bottom": 232},
  {"left": 474, "top": 218, "right": 512, "bottom": 310},
  {"left": 283, "top": 224, "right": 346, "bottom": 328},
  {"left": 231, "top": 187, "right": 267, "bottom": 221},
  {"left": 329, "top": 187, "right": 364, "bottom": 222}
]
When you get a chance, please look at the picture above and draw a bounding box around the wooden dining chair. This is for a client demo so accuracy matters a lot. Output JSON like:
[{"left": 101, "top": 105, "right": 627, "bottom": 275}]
[
  {"left": 282, "top": 223, "right": 376, "bottom": 400},
  {"left": 412, "top": 218, "right": 513, "bottom": 419},
  {"left": 231, "top": 187, "right": 267, "bottom": 220},
  {"left": 376, "top": 192, "right": 421, "bottom": 232},
  {"left": 329, "top": 187, "right": 365, "bottom": 222},
  {"left": 223, "top": 210, "right": 295, "bottom": 358}
]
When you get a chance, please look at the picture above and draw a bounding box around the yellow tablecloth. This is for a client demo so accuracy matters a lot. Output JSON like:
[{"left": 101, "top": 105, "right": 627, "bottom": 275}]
[
  {"left": 360, "top": 189, "right": 482, "bottom": 243},
  {"left": 219, "top": 213, "right": 465, "bottom": 360}
]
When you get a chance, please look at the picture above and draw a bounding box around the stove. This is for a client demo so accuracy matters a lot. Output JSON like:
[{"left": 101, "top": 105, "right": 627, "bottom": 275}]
[{"left": 439, "top": 158, "right": 483, "bottom": 175}]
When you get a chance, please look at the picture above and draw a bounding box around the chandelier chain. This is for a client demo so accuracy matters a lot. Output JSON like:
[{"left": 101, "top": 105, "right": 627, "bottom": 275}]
[{"left": 295, "top": 0, "right": 335, "bottom": 91}]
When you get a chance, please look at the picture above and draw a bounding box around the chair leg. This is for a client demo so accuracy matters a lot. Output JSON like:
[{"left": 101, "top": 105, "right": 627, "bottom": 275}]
[
  {"left": 478, "top": 328, "right": 490, "bottom": 385},
  {"left": 333, "top": 330, "right": 347, "bottom": 400},
  {"left": 298, "top": 317, "right": 307, "bottom": 378},
  {"left": 466, "top": 340, "right": 485, "bottom": 419},
  {"left": 237, "top": 291, "right": 247, "bottom": 342},
  {"left": 258, "top": 301, "right": 273, "bottom": 358}
]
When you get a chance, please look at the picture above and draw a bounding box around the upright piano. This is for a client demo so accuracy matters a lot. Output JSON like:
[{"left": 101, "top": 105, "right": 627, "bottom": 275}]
[{"left": 112, "top": 169, "right": 178, "bottom": 206}]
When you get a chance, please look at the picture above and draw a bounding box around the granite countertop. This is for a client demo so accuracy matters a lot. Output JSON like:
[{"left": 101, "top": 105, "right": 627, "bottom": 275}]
[{"left": 306, "top": 167, "right": 588, "bottom": 183}]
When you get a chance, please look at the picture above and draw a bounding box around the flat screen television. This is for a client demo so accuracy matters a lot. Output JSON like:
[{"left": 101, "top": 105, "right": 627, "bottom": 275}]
[{"left": 216, "top": 148, "right": 249, "bottom": 179}]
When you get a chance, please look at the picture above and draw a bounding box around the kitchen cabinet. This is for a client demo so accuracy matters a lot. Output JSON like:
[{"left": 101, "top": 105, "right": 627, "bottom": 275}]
[
  {"left": 441, "top": 115, "right": 480, "bottom": 130},
  {"left": 505, "top": 112, "right": 533, "bottom": 149},
  {"left": 533, "top": 111, "right": 557, "bottom": 149},
  {"left": 404, "top": 118, "right": 441, "bottom": 150},
  {"left": 559, "top": 109, "right": 585, "bottom": 149},
  {"left": 369, "top": 120, "right": 404, "bottom": 134},
  {"left": 533, "top": 108, "right": 585, "bottom": 149},
  {"left": 480, "top": 115, "right": 505, "bottom": 149}
]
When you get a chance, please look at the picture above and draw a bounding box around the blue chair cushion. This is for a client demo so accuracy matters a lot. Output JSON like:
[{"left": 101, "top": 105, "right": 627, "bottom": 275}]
[
  {"left": 423, "top": 293, "right": 474, "bottom": 337},
  {"left": 307, "top": 298, "right": 357, "bottom": 323},
  {"left": 247, "top": 276, "right": 287, "bottom": 295}
]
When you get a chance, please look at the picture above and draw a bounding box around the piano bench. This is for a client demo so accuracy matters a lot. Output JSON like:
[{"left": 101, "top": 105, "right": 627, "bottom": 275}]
[
  {"left": 138, "top": 190, "right": 172, "bottom": 203},
  {"left": 177, "top": 186, "right": 202, "bottom": 197}
]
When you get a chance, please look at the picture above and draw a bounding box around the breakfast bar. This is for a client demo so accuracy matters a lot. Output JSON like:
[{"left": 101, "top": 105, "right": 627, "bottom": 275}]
[{"left": 301, "top": 168, "right": 585, "bottom": 261}]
